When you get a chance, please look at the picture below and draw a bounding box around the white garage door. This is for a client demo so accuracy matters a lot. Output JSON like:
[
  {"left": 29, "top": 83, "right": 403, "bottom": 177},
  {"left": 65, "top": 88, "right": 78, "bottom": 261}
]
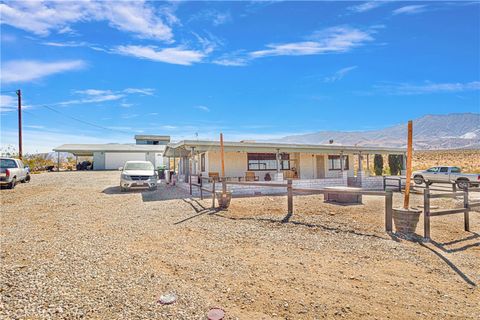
[{"left": 104, "top": 152, "right": 146, "bottom": 170}]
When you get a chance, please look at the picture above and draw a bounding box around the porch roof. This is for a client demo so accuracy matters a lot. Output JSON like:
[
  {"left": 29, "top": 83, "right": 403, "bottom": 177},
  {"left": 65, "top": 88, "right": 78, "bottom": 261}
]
[{"left": 164, "top": 140, "right": 406, "bottom": 157}]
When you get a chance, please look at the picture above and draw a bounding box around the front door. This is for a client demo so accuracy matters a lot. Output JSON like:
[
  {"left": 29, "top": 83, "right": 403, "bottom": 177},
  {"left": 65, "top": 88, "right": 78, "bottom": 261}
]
[{"left": 316, "top": 155, "right": 325, "bottom": 178}]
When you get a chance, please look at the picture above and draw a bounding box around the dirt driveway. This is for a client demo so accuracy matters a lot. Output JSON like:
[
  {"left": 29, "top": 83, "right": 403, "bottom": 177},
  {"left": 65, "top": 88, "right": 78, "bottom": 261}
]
[{"left": 1, "top": 171, "right": 479, "bottom": 319}]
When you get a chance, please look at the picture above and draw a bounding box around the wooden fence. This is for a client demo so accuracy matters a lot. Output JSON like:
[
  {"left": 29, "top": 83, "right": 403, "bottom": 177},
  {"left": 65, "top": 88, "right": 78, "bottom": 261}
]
[
  {"left": 422, "top": 183, "right": 480, "bottom": 241},
  {"left": 188, "top": 173, "right": 394, "bottom": 232}
]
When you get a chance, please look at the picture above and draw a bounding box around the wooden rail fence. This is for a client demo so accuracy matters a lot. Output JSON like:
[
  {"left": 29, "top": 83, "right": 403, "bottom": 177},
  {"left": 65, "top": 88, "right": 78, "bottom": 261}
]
[
  {"left": 423, "top": 183, "right": 479, "bottom": 241},
  {"left": 189, "top": 173, "right": 394, "bottom": 231}
]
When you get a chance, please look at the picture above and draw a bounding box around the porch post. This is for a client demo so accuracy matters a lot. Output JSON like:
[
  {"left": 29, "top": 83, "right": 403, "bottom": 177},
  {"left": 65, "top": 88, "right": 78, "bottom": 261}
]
[
  {"left": 57, "top": 152, "right": 60, "bottom": 172},
  {"left": 358, "top": 152, "right": 363, "bottom": 173},
  {"left": 340, "top": 151, "right": 344, "bottom": 173},
  {"left": 366, "top": 154, "right": 370, "bottom": 176},
  {"left": 276, "top": 149, "right": 280, "bottom": 174},
  {"left": 357, "top": 152, "right": 364, "bottom": 187},
  {"left": 173, "top": 150, "right": 176, "bottom": 173},
  {"left": 274, "top": 148, "right": 282, "bottom": 181},
  {"left": 401, "top": 152, "right": 407, "bottom": 176},
  {"left": 190, "top": 147, "right": 196, "bottom": 175}
]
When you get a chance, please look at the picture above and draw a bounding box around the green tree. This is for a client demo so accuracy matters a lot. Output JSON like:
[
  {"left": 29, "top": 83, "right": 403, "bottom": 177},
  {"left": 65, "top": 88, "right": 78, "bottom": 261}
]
[
  {"left": 388, "top": 155, "right": 403, "bottom": 175},
  {"left": 374, "top": 154, "right": 383, "bottom": 176}
]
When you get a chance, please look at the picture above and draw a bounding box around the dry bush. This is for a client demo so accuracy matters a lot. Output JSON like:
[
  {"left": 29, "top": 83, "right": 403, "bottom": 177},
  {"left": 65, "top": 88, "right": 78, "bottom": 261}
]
[{"left": 413, "top": 149, "right": 480, "bottom": 173}]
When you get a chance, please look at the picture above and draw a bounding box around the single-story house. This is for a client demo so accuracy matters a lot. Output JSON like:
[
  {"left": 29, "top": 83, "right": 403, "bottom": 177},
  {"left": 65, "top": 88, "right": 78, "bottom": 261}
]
[
  {"left": 164, "top": 140, "right": 406, "bottom": 190},
  {"left": 53, "top": 135, "right": 170, "bottom": 170}
]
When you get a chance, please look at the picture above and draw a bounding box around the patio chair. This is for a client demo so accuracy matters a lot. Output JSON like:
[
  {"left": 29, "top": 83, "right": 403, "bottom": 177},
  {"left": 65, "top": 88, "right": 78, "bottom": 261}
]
[{"left": 245, "top": 171, "right": 259, "bottom": 181}]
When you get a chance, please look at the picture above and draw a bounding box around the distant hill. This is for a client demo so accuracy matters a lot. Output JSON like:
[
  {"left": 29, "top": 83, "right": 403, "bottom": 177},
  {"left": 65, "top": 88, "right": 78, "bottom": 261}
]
[{"left": 270, "top": 113, "right": 480, "bottom": 150}]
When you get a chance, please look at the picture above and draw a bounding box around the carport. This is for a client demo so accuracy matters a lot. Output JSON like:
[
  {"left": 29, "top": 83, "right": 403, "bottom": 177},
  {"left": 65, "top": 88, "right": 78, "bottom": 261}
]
[{"left": 53, "top": 144, "right": 167, "bottom": 170}]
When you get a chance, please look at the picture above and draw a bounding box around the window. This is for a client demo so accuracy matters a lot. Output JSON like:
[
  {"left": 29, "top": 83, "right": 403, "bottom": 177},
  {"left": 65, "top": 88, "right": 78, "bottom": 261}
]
[
  {"left": 439, "top": 167, "right": 449, "bottom": 173},
  {"left": 247, "top": 153, "right": 290, "bottom": 171},
  {"left": 201, "top": 153, "right": 206, "bottom": 172},
  {"left": 0, "top": 159, "right": 17, "bottom": 169},
  {"left": 426, "top": 167, "right": 439, "bottom": 173},
  {"left": 451, "top": 167, "right": 461, "bottom": 173},
  {"left": 328, "top": 155, "right": 349, "bottom": 170}
]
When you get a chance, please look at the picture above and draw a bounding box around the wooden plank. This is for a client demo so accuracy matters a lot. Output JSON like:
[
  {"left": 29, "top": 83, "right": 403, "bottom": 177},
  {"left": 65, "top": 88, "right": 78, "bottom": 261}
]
[
  {"left": 428, "top": 192, "right": 465, "bottom": 199},
  {"left": 212, "top": 180, "right": 216, "bottom": 208},
  {"left": 424, "top": 187, "right": 430, "bottom": 241},
  {"left": 464, "top": 189, "right": 470, "bottom": 232},
  {"left": 293, "top": 187, "right": 386, "bottom": 196},
  {"left": 403, "top": 120, "right": 413, "bottom": 209},
  {"left": 385, "top": 191, "right": 393, "bottom": 232},
  {"left": 429, "top": 208, "right": 467, "bottom": 217},
  {"left": 468, "top": 202, "right": 480, "bottom": 208},
  {"left": 287, "top": 179, "right": 293, "bottom": 215},
  {"left": 226, "top": 181, "right": 287, "bottom": 188}
]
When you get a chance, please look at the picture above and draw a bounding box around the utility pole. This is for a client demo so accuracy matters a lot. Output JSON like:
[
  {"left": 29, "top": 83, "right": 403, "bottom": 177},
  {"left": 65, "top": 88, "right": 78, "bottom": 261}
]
[{"left": 16, "top": 89, "right": 22, "bottom": 159}]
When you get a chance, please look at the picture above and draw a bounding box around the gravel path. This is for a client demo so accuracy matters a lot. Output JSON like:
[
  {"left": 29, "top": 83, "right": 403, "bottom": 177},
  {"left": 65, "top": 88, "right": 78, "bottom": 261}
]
[{"left": 1, "top": 171, "right": 479, "bottom": 319}]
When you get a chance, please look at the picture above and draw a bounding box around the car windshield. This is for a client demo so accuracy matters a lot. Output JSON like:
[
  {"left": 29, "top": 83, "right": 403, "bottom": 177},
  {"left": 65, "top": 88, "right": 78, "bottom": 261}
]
[
  {"left": 124, "top": 162, "right": 153, "bottom": 171},
  {"left": 0, "top": 159, "right": 17, "bottom": 169}
]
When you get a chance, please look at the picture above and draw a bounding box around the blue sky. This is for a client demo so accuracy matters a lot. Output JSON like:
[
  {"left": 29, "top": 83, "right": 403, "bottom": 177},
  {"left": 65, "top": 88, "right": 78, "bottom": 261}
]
[{"left": 1, "top": 0, "right": 479, "bottom": 153}]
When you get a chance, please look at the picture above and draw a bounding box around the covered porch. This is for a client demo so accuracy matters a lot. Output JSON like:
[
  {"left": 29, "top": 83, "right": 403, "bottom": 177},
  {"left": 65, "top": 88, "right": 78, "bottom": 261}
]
[{"left": 164, "top": 140, "right": 406, "bottom": 190}]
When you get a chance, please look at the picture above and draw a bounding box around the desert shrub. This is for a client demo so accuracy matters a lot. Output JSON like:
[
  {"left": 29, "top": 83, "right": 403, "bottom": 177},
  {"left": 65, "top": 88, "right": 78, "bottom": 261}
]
[{"left": 374, "top": 154, "right": 383, "bottom": 176}]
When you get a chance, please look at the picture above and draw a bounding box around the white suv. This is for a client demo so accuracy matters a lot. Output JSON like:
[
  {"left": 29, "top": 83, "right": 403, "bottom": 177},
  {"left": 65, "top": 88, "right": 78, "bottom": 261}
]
[{"left": 120, "top": 161, "right": 157, "bottom": 192}]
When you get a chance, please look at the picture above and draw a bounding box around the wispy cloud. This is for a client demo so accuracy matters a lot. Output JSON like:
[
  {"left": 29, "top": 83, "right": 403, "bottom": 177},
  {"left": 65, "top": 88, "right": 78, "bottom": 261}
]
[
  {"left": 0, "top": 60, "right": 86, "bottom": 84},
  {"left": 0, "top": 95, "right": 16, "bottom": 113},
  {"left": 0, "top": 1, "right": 175, "bottom": 42},
  {"left": 393, "top": 5, "right": 427, "bottom": 15},
  {"left": 249, "top": 26, "right": 374, "bottom": 58},
  {"left": 348, "top": 1, "right": 390, "bottom": 13},
  {"left": 113, "top": 45, "right": 207, "bottom": 65},
  {"left": 123, "top": 88, "right": 155, "bottom": 96},
  {"left": 56, "top": 88, "right": 155, "bottom": 106},
  {"left": 194, "top": 105, "right": 210, "bottom": 112},
  {"left": 324, "top": 66, "right": 358, "bottom": 82},
  {"left": 375, "top": 81, "right": 480, "bottom": 95},
  {"left": 190, "top": 9, "right": 232, "bottom": 26}
]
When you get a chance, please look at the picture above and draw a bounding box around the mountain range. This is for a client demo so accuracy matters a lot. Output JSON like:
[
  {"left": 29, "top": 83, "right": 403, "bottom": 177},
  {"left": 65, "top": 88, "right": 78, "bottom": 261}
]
[{"left": 270, "top": 113, "right": 480, "bottom": 150}]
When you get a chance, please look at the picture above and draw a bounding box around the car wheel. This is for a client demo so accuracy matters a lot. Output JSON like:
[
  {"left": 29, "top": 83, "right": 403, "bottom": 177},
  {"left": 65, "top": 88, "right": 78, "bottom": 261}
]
[
  {"left": 8, "top": 178, "right": 16, "bottom": 189},
  {"left": 456, "top": 179, "right": 469, "bottom": 190},
  {"left": 21, "top": 175, "right": 31, "bottom": 183},
  {"left": 413, "top": 175, "right": 424, "bottom": 185},
  {"left": 149, "top": 186, "right": 157, "bottom": 191},
  {"left": 121, "top": 187, "right": 127, "bottom": 192}
]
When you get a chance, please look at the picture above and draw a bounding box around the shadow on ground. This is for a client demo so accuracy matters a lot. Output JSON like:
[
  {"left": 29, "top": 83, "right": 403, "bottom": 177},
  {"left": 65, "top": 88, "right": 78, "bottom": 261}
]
[{"left": 102, "top": 184, "right": 193, "bottom": 202}]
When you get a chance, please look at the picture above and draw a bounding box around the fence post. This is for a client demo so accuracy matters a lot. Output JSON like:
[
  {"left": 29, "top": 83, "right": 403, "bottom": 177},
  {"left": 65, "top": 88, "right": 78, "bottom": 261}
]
[
  {"left": 189, "top": 173, "right": 192, "bottom": 195},
  {"left": 383, "top": 176, "right": 386, "bottom": 191},
  {"left": 452, "top": 182, "right": 457, "bottom": 193},
  {"left": 398, "top": 178, "right": 402, "bottom": 192},
  {"left": 212, "top": 179, "right": 216, "bottom": 208},
  {"left": 200, "top": 174, "right": 203, "bottom": 200},
  {"left": 287, "top": 179, "right": 293, "bottom": 215},
  {"left": 222, "top": 177, "right": 227, "bottom": 195},
  {"left": 464, "top": 187, "right": 470, "bottom": 232},
  {"left": 385, "top": 190, "right": 393, "bottom": 232},
  {"left": 424, "top": 184, "right": 430, "bottom": 241}
]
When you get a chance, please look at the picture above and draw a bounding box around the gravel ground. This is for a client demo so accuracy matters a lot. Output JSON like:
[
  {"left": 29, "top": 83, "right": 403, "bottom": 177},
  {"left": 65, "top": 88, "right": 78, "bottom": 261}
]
[{"left": 1, "top": 171, "right": 479, "bottom": 319}]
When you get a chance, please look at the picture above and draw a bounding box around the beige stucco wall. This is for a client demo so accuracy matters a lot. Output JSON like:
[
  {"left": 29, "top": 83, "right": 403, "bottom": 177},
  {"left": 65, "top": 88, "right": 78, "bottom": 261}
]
[{"left": 194, "top": 151, "right": 356, "bottom": 180}]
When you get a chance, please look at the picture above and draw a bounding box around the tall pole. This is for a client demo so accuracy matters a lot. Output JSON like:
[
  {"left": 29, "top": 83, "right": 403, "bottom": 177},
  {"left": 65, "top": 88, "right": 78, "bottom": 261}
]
[
  {"left": 403, "top": 120, "right": 413, "bottom": 209},
  {"left": 16, "top": 89, "right": 22, "bottom": 159},
  {"left": 220, "top": 133, "right": 225, "bottom": 178},
  {"left": 220, "top": 133, "right": 226, "bottom": 195}
]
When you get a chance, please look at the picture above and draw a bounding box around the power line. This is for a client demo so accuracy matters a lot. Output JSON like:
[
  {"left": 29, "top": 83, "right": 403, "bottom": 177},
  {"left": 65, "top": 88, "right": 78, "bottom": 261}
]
[{"left": 39, "top": 104, "right": 132, "bottom": 134}]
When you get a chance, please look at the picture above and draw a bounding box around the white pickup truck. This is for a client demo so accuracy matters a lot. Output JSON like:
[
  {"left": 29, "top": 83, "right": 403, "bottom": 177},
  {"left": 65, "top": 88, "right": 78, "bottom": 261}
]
[
  {"left": 0, "top": 157, "right": 31, "bottom": 189},
  {"left": 412, "top": 166, "right": 480, "bottom": 189}
]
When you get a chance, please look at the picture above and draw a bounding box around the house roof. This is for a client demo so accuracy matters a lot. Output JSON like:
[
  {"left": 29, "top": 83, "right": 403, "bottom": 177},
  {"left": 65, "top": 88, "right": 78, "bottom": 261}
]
[
  {"left": 53, "top": 144, "right": 166, "bottom": 156},
  {"left": 134, "top": 135, "right": 170, "bottom": 141},
  {"left": 164, "top": 140, "right": 406, "bottom": 157}
]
